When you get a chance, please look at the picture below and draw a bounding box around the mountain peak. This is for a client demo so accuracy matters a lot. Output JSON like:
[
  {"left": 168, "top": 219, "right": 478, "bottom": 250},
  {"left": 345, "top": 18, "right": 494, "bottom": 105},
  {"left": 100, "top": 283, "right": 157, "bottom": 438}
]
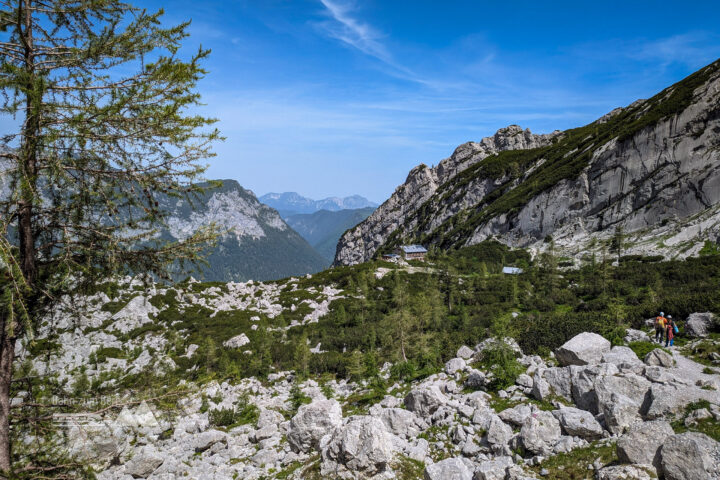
[{"left": 259, "top": 192, "right": 378, "bottom": 217}]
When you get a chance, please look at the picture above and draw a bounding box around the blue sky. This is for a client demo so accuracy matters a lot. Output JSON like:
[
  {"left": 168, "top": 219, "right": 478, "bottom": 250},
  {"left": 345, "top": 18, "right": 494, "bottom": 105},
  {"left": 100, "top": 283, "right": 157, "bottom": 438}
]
[{"left": 127, "top": 2, "right": 720, "bottom": 201}]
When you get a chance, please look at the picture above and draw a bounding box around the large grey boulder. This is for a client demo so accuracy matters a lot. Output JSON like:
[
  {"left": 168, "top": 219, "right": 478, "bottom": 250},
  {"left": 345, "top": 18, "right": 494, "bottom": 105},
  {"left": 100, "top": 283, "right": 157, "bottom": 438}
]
[
  {"left": 124, "top": 445, "right": 164, "bottom": 478},
  {"left": 616, "top": 420, "right": 674, "bottom": 469},
  {"left": 595, "top": 373, "right": 652, "bottom": 433},
  {"left": 191, "top": 429, "right": 227, "bottom": 453},
  {"left": 552, "top": 406, "right": 603, "bottom": 439},
  {"left": 457, "top": 345, "right": 475, "bottom": 359},
  {"left": 445, "top": 357, "right": 467, "bottom": 374},
  {"left": 379, "top": 408, "right": 424, "bottom": 438},
  {"left": 644, "top": 349, "right": 674, "bottom": 367},
  {"left": 596, "top": 464, "right": 657, "bottom": 480},
  {"left": 67, "top": 420, "right": 126, "bottom": 469},
  {"left": 520, "top": 411, "right": 562, "bottom": 455},
  {"left": 473, "top": 456, "right": 514, "bottom": 480},
  {"left": 486, "top": 415, "right": 514, "bottom": 447},
  {"left": 644, "top": 383, "right": 719, "bottom": 419},
  {"left": 602, "top": 346, "right": 643, "bottom": 370},
  {"left": 660, "top": 432, "right": 720, "bottom": 480},
  {"left": 499, "top": 403, "right": 534, "bottom": 427},
  {"left": 555, "top": 332, "right": 611, "bottom": 366},
  {"left": 685, "top": 312, "right": 716, "bottom": 338},
  {"left": 404, "top": 385, "right": 447, "bottom": 416},
  {"left": 287, "top": 399, "right": 343, "bottom": 453},
  {"left": 531, "top": 366, "right": 573, "bottom": 402},
  {"left": 570, "top": 363, "right": 619, "bottom": 413},
  {"left": 321, "top": 416, "right": 394, "bottom": 478},
  {"left": 424, "top": 457, "right": 473, "bottom": 480}
]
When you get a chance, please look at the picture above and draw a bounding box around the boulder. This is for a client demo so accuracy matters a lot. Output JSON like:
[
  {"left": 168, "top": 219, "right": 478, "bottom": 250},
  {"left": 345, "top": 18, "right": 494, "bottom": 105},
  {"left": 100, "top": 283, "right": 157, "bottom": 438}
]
[
  {"left": 67, "top": 420, "right": 125, "bottom": 469},
  {"left": 555, "top": 332, "right": 611, "bottom": 366},
  {"left": 379, "top": 408, "right": 424, "bottom": 438},
  {"left": 685, "top": 312, "right": 715, "bottom": 338},
  {"left": 644, "top": 349, "right": 674, "bottom": 367},
  {"left": 601, "top": 393, "right": 643, "bottom": 435},
  {"left": 498, "top": 403, "right": 534, "bottom": 427},
  {"left": 473, "top": 456, "right": 514, "bottom": 480},
  {"left": 287, "top": 399, "right": 343, "bottom": 453},
  {"left": 321, "top": 416, "right": 394, "bottom": 478},
  {"left": 191, "top": 430, "right": 226, "bottom": 453},
  {"left": 616, "top": 420, "right": 674, "bottom": 469},
  {"left": 124, "top": 445, "right": 164, "bottom": 478},
  {"left": 570, "top": 363, "right": 619, "bottom": 413},
  {"left": 405, "top": 385, "right": 447, "bottom": 416},
  {"left": 457, "top": 345, "right": 475, "bottom": 359},
  {"left": 531, "top": 366, "right": 573, "bottom": 402},
  {"left": 223, "top": 333, "right": 250, "bottom": 348},
  {"left": 552, "top": 407, "right": 603, "bottom": 439},
  {"left": 486, "top": 415, "right": 514, "bottom": 447},
  {"left": 595, "top": 373, "right": 652, "bottom": 420},
  {"left": 424, "top": 457, "right": 473, "bottom": 480},
  {"left": 445, "top": 357, "right": 467, "bottom": 375},
  {"left": 596, "top": 464, "right": 657, "bottom": 480},
  {"left": 516, "top": 373, "right": 534, "bottom": 389},
  {"left": 602, "top": 346, "right": 643, "bottom": 369},
  {"left": 660, "top": 432, "right": 720, "bottom": 480},
  {"left": 644, "top": 383, "right": 719, "bottom": 419},
  {"left": 520, "top": 411, "right": 562, "bottom": 455}
]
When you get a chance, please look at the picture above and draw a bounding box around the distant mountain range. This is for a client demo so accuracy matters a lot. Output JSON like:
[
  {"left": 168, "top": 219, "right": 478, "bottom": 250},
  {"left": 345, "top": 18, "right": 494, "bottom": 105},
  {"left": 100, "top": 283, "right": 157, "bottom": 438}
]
[
  {"left": 259, "top": 192, "right": 378, "bottom": 218},
  {"left": 285, "top": 207, "right": 375, "bottom": 263}
]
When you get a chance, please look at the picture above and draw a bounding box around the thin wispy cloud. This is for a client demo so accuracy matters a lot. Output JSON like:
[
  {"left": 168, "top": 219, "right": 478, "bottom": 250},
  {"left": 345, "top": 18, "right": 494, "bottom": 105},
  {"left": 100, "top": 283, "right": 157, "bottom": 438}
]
[
  {"left": 632, "top": 32, "right": 720, "bottom": 68},
  {"left": 316, "top": 0, "right": 434, "bottom": 86},
  {"left": 318, "top": 0, "right": 389, "bottom": 62}
]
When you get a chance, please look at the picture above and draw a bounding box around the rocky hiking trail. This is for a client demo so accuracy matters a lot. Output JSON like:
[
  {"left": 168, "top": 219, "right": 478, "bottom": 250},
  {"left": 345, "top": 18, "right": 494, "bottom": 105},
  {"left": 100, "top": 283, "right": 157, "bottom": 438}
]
[{"left": 57, "top": 323, "right": 720, "bottom": 480}]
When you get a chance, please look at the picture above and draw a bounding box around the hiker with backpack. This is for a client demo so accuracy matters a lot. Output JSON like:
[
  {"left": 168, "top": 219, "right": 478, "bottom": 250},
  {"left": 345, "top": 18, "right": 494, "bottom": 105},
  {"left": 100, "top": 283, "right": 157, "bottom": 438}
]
[
  {"left": 665, "top": 315, "right": 677, "bottom": 347},
  {"left": 655, "top": 312, "right": 667, "bottom": 343}
]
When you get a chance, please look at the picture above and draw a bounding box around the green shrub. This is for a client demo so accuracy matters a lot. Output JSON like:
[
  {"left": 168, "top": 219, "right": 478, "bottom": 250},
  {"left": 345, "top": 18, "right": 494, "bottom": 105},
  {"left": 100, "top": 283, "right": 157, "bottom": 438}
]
[
  {"left": 209, "top": 407, "right": 236, "bottom": 427},
  {"left": 476, "top": 342, "right": 524, "bottom": 391}
]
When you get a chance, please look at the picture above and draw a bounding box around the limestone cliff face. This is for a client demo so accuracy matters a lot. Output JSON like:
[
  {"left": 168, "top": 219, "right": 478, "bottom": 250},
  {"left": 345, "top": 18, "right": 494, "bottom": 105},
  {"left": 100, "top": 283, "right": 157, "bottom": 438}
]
[
  {"left": 335, "top": 59, "right": 720, "bottom": 265},
  {"left": 333, "top": 126, "right": 559, "bottom": 265}
]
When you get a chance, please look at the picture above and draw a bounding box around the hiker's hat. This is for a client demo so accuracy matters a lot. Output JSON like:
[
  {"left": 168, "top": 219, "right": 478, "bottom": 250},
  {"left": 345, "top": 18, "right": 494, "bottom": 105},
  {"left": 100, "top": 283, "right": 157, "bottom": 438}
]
[{"left": 660, "top": 311, "right": 664, "bottom": 316}]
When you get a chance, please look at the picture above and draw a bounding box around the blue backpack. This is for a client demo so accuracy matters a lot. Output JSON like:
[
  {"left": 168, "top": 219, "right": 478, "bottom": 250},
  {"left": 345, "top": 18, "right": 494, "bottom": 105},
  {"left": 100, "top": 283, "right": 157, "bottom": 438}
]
[{"left": 673, "top": 324, "right": 679, "bottom": 334}]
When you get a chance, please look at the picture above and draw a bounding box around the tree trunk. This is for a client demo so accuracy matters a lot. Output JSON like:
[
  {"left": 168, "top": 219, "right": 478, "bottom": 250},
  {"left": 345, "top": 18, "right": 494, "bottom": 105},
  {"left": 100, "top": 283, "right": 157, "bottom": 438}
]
[{"left": 0, "top": 330, "right": 15, "bottom": 477}]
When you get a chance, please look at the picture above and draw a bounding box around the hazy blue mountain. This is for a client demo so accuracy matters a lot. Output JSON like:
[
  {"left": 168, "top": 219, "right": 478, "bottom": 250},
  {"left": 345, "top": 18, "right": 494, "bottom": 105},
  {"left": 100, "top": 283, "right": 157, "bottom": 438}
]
[
  {"left": 259, "top": 192, "right": 377, "bottom": 217},
  {"left": 285, "top": 207, "right": 376, "bottom": 263}
]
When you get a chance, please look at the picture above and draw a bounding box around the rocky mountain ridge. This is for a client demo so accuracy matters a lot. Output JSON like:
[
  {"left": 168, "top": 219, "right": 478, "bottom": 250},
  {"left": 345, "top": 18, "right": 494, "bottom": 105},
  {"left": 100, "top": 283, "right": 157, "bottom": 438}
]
[
  {"left": 260, "top": 192, "right": 378, "bottom": 217},
  {"left": 335, "top": 59, "right": 720, "bottom": 265}
]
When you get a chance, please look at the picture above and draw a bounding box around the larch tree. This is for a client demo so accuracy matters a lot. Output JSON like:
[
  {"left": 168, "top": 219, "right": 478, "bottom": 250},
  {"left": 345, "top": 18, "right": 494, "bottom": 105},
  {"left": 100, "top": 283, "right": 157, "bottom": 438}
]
[{"left": 0, "top": 0, "right": 220, "bottom": 473}]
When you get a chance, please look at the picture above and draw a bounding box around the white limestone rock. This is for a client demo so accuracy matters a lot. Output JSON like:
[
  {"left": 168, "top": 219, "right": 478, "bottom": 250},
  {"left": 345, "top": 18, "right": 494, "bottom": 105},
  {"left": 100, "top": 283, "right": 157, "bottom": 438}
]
[
  {"left": 287, "top": 399, "right": 343, "bottom": 453},
  {"left": 552, "top": 406, "right": 603, "bottom": 439},
  {"left": 555, "top": 332, "right": 611, "bottom": 366},
  {"left": 616, "top": 420, "right": 674, "bottom": 469},
  {"left": 423, "top": 457, "right": 473, "bottom": 480},
  {"left": 223, "top": 333, "right": 250, "bottom": 349},
  {"left": 660, "top": 432, "right": 720, "bottom": 480}
]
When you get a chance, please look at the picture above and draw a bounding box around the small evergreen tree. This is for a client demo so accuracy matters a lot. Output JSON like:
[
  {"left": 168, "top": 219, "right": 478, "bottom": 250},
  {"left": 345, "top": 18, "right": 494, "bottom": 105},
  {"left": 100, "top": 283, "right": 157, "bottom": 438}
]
[{"left": 0, "top": 2, "right": 220, "bottom": 470}]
